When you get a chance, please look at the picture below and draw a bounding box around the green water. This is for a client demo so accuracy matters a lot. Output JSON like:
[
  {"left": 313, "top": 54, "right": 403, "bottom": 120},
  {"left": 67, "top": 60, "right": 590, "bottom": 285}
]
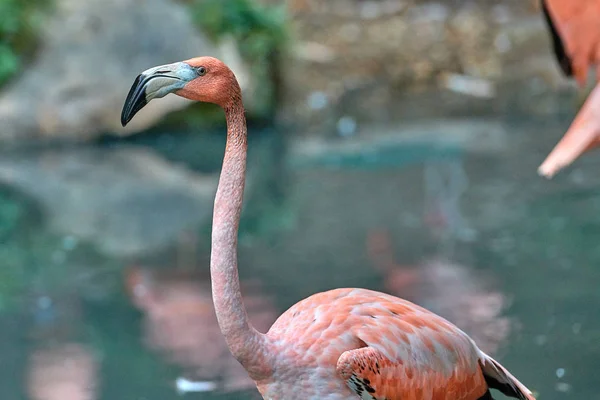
[{"left": 1, "top": 112, "right": 599, "bottom": 399}]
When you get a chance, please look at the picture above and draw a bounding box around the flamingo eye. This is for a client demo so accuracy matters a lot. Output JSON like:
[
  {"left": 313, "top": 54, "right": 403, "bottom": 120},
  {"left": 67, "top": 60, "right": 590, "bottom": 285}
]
[{"left": 196, "top": 66, "right": 207, "bottom": 76}]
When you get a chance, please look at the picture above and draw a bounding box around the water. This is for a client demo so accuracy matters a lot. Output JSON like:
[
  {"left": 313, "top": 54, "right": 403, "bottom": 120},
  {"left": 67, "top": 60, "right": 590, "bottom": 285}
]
[{"left": 1, "top": 110, "right": 599, "bottom": 399}]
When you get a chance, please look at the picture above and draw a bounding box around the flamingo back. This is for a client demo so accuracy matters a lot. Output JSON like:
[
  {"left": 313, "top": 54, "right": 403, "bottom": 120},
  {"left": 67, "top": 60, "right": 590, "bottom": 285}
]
[{"left": 261, "top": 288, "right": 534, "bottom": 400}]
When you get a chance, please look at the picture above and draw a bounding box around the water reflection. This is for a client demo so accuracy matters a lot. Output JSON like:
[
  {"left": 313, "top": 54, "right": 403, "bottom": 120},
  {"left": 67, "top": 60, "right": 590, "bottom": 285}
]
[
  {"left": 27, "top": 343, "right": 98, "bottom": 400},
  {"left": 365, "top": 158, "right": 512, "bottom": 356},
  {"left": 26, "top": 294, "right": 99, "bottom": 400},
  {"left": 2, "top": 114, "right": 600, "bottom": 399},
  {"left": 366, "top": 229, "right": 512, "bottom": 356},
  {"left": 423, "top": 159, "right": 477, "bottom": 246},
  {"left": 125, "top": 234, "right": 276, "bottom": 396}
]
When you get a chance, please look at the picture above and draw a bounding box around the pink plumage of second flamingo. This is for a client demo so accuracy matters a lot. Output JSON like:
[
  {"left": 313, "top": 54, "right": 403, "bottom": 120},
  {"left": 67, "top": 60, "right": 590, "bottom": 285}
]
[
  {"left": 538, "top": 0, "right": 600, "bottom": 177},
  {"left": 120, "top": 56, "right": 535, "bottom": 400}
]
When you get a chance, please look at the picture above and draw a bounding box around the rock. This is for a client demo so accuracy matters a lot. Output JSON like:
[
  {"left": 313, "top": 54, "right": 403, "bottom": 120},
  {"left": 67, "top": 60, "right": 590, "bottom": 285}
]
[
  {"left": 0, "top": 145, "right": 219, "bottom": 258},
  {"left": 276, "top": 0, "right": 571, "bottom": 132},
  {"left": 0, "top": 0, "right": 252, "bottom": 143}
]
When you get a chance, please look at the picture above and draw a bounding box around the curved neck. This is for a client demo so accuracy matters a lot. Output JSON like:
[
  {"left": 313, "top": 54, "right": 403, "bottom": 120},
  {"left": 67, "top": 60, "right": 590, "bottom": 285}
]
[{"left": 210, "top": 99, "right": 271, "bottom": 380}]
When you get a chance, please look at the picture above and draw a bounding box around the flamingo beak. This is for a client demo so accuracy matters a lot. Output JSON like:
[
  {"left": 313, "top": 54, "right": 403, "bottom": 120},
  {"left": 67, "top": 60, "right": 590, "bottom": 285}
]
[{"left": 120, "top": 62, "right": 198, "bottom": 127}]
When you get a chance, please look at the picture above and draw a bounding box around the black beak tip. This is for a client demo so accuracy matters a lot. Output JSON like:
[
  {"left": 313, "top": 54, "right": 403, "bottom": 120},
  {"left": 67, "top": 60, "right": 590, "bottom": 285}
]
[
  {"left": 120, "top": 109, "right": 135, "bottom": 127},
  {"left": 120, "top": 107, "right": 134, "bottom": 127},
  {"left": 121, "top": 74, "right": 147, "bottom": 128}
]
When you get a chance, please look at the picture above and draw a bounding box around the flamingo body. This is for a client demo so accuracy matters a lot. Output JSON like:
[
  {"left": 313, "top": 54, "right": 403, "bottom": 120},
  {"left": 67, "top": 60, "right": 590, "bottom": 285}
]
[
  {"left": 539, "top": 0, "right": 600, "bottom": 177},
  {"left": 258, "top": 288, "right": 527, "bottom": 400},
  {"left": 119, "top": 56, "right": 536, "bottom": 400}
]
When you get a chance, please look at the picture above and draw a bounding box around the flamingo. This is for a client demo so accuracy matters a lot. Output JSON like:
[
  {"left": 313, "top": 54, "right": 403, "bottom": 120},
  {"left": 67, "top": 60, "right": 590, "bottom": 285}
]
[
  {"left": 120, "top": 56, "right": 535, "bottom": 400},
  {"left": 538, "top": 0, "right": 600, "bottom": 177}
]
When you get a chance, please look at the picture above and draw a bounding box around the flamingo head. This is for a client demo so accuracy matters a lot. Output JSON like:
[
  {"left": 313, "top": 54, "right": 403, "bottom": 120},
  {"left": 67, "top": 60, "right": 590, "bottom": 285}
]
[{"left": 121, "top": 56, "right": 240, "bottom": 126}]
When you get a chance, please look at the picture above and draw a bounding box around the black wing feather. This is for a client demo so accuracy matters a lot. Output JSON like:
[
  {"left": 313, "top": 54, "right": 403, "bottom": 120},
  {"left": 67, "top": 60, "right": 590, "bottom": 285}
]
[{"left": 541, "top": 0, "right": 573, "bottom": 77}]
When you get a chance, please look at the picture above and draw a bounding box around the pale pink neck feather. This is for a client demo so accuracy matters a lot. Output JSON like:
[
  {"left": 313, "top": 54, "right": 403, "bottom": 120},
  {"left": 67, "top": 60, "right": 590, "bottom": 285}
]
[{"left": 210, "top": 98, "right": 272, "bottom": 381}]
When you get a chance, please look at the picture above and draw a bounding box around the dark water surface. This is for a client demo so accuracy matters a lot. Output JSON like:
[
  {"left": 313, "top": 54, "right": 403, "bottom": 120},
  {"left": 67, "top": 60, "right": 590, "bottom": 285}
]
[{"left": 1, "top": 109, "right": 599, "bottom": 399}]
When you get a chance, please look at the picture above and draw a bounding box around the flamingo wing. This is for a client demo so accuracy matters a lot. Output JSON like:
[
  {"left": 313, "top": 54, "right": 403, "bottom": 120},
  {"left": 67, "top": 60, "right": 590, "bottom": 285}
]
[
  {"left": 337, "top": 346, "right": 489, "bottom": 400},
  {"left": 335, "top": 303, "right": 535, "bottom": 400}
]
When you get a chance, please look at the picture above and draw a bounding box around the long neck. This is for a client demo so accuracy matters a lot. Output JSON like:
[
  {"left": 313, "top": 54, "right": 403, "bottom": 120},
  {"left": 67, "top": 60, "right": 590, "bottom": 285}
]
[{"left": 210, "top": 98, "right": 272, "bottom": 380}]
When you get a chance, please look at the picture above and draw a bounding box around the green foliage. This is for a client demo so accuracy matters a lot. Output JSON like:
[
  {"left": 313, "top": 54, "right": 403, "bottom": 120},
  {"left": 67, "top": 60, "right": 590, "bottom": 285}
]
[
  {"left": 186, "top": 0, "right": 288, "bottom": 116},
  {"left": 0, "top": 0, "right": 48, "bottom": 86},
  {"left": 189, "top": 0, "right": 287, "bottom": 51}
]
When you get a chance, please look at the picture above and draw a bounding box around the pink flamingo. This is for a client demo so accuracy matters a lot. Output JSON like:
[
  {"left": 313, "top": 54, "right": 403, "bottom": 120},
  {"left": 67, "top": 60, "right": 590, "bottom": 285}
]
[
  {"left": 120, "top": 56, "right": 535, "bottom": 399},
  {"left": 538, "top": 0, "right": 600, "bottom": 177}
]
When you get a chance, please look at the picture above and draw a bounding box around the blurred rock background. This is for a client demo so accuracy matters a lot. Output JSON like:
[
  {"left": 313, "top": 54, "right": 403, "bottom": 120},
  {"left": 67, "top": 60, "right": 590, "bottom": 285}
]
[
  {"left": 0, "top": 0, "right": 570, "bottom": 143},
  {"left": 275, "top": 0, "right": 570, "bottom": 133}
]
